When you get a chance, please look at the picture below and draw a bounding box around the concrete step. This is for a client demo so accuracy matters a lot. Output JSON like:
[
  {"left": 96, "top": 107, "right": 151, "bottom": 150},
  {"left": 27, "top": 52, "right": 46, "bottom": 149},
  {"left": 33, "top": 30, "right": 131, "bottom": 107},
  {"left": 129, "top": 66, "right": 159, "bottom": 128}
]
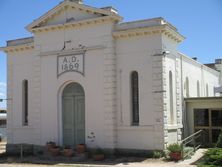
[{"left": 179, "top": 148, "right": 207, "bottom": 165}]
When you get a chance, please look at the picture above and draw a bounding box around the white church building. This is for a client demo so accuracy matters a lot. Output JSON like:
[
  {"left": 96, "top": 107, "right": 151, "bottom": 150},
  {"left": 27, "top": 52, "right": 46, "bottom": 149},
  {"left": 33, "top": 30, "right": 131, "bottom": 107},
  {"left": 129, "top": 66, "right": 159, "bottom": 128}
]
[{"left": 1, "top": 0, "right": 222, "bottom": 153}]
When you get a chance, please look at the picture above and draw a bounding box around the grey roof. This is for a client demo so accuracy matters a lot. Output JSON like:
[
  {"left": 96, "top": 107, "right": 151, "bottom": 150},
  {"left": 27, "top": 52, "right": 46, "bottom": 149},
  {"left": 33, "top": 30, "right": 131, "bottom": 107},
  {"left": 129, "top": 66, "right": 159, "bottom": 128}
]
[
  {"left": 7, "top": 37, "right": 33, "bottom": 47},
  {"left": 185, "top": 96, "right": 222, "bottom": 102}
]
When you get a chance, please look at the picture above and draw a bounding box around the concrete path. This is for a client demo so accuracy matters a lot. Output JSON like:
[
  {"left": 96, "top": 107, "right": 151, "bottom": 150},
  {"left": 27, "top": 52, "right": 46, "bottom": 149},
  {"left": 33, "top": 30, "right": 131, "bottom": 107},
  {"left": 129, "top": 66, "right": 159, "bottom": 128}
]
[{"left": 179, "top": 148, "right": 207, "bottom": 165}]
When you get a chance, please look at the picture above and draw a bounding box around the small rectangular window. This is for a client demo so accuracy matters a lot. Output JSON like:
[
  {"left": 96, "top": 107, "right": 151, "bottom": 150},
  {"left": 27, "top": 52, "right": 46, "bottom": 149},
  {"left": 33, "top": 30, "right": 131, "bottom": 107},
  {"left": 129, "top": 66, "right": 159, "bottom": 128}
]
[{"left": 22, "top": 80, "right": 28, "bottom": 126}]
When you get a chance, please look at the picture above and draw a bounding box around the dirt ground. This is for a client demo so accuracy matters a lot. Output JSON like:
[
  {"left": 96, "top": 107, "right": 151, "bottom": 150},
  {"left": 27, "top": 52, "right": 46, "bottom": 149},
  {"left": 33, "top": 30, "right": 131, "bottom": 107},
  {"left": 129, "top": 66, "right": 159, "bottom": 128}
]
[
  {"left": 0, "top": 158, "right": 196, "bottom": 167},
  {"left": 0, "top": 143, "right": 203, "bottom": 167},
  {"left": 0, "top": 163, "right": 195, "bottom": 167}
]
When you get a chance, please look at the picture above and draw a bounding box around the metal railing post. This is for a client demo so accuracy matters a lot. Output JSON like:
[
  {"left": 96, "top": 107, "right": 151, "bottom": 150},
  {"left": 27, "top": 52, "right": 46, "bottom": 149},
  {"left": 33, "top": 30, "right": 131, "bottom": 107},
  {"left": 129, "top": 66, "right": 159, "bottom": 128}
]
[{"left": 180, "top": 130, "right": 202, "bottom": 159}]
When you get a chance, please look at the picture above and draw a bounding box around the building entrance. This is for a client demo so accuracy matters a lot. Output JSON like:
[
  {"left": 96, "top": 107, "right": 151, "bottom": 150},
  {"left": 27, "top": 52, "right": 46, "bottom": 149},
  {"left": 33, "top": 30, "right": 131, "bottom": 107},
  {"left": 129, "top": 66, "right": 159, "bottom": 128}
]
[{"left": 62, "top": 82, "right": 85, "bottom": 147}]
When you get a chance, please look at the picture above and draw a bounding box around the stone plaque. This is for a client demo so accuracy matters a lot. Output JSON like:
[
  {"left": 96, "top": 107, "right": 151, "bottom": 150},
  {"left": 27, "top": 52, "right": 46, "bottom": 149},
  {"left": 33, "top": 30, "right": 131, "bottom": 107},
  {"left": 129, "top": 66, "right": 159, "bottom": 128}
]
[{"left": 57, "top": 54, "right": 84, "bottom": 76}]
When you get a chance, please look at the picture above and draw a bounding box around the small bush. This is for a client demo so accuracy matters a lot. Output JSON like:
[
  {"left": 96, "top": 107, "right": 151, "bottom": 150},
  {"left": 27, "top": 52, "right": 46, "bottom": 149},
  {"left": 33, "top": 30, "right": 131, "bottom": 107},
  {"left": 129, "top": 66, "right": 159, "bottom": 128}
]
[
  {"left": 203, "top": 148, "right": 222, "bottom": 166},
  {"left": 153, "top": 151, "right": 163, "bottom": 158},
  {"left": 167, "top": 143, "right": 182, "bottom": 153}
]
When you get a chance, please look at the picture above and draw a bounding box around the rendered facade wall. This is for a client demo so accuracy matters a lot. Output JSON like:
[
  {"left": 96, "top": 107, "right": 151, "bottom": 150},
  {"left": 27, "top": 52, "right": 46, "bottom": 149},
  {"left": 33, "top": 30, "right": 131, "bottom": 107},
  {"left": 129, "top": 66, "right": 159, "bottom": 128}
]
[
  {"left": 6, "top": 26, "right": 167, "bottom": 150},
  {"left": 180, "top": 54, "right": 219, "bottom": 98},
  {"left": 116, "top": 35, "right": 164, "bottom": 150},
  {"left": 2, "top": 1, "right": 221, "bottom": 152},
  {"left": 162, "top": 35, "right": 220, "bottom": 147}
]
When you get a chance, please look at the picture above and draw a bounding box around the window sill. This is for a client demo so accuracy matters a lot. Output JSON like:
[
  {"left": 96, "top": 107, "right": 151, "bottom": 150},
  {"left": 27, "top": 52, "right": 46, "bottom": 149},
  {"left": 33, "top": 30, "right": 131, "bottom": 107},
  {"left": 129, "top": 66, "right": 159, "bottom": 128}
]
[
  {"left": 167, "top": 124, "right": 183, "bottom": 130},
  {"left": 12, "top": 126, "right": 34, "bottom": 129},
  {"left": 117, "top": 125, "right": 153, "bottom": 131}
]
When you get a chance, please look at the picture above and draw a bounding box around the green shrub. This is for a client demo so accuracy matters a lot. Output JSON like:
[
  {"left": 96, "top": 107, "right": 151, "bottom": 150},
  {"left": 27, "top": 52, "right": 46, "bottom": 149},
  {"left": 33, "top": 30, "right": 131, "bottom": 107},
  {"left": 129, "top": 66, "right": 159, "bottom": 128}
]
[
  {"left": 216, "top": 130, "right": 222, "bottom": 148},
  {"left": 152, "top": 151, "right": 163, "bottom": 158},
  {"left": 203, "top": 148, "right": 222, "bottom": 166},
  {"left": 167, "top": 143, "right": 182, "bottom": 153}
]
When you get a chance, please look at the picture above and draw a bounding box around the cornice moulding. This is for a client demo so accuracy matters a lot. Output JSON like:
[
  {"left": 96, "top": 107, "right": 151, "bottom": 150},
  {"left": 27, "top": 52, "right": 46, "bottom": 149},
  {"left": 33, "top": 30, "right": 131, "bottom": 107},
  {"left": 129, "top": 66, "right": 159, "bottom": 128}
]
[
  {"left": 0, "top": 43, "right": 34, "bottom": 53},
  {"left": 113, "top": 25, "right": 185, "bottom": 43},
  {"left": 31, "top": 15, "right": 120, "bottom": 33},
  {"left": 178, "top": 52, "right": 220, "bottom": 76},
  {"left": 26, "top": 1, "right": 122, "bottom": 32}
]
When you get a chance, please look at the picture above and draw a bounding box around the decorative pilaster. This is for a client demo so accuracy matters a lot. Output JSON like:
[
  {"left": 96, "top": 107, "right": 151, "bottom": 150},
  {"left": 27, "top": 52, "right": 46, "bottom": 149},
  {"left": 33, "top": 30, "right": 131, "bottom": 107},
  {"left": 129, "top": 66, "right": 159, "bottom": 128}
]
[
  {"left": 103, "top": 34, "right": 117, "bottom": 149},
  {"left": 31, "top": 51, "right": 42, "bottom": 145},
  {"left": 175, "top": 58, "right": 182, "bottom": 141},
  {"left": 152, "top": 51, "right": 166, "bottom": 150},
  {"left": 6, "top": 63, "right": 14, "bottom": 143}
]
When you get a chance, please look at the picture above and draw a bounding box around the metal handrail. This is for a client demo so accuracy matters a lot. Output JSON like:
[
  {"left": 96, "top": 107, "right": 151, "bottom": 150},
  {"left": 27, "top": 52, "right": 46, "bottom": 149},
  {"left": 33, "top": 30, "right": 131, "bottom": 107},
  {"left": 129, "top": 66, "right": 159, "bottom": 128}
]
[{"left": 180, "top": 130, "right": 203, "bottom": 159}]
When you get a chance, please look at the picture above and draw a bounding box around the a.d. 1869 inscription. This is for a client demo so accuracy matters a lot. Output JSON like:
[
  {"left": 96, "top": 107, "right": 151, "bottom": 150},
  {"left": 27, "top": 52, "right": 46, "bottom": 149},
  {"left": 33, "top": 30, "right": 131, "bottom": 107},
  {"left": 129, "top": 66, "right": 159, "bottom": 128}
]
[{"left": 57, "top": 54, "right": 84, "bottom": 76}]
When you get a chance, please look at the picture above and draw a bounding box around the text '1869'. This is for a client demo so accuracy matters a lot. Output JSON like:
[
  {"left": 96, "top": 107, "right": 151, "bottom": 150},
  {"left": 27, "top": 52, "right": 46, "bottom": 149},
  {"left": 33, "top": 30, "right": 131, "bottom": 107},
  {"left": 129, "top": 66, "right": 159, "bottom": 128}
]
[{"left": 57, "top": 54, "right": 84, "bottom": 76}]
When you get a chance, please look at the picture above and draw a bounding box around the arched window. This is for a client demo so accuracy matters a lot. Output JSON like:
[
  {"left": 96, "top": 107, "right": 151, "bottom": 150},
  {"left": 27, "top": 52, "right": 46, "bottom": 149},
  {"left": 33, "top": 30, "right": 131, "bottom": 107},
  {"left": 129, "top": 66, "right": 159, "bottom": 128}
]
[
  {"left": 169, "top": 71, "right": 174, "bottom": 124},
  {"left": 185, "top": 77, "right": 189, "bottom": 97},
  {"left": 206, "top": 84, "right": 209, "bottom": 97},
  {"left": 22, "top": 80, "right": 28, "bottom": 126},
  {"left": 131, "top": 71, "right": 139, "bottom": 125},
  {"left": 197, "top": 81, "right": 200, "bottom": 97}
]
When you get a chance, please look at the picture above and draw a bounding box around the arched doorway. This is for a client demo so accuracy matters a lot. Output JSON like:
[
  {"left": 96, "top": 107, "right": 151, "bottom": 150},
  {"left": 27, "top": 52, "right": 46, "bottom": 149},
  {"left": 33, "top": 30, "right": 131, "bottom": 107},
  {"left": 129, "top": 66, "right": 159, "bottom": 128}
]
[{"left": 62, "top": 82, "right": 85, "bottom": 147}]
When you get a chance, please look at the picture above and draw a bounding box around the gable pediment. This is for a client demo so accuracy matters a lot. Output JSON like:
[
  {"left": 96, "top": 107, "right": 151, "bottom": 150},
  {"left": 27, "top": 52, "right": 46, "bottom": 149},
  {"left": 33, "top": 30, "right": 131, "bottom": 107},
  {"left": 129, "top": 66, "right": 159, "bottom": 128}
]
[{"left": 26, "top": 0, "right": 122, "bottom": 32}]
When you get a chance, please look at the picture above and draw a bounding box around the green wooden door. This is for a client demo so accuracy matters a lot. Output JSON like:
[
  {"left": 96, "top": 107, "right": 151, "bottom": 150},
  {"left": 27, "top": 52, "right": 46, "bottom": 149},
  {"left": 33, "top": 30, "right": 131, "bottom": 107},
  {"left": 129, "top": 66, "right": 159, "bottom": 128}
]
[
  {"left": 75, "top": 95, "right": 85, "bottom": 145},
  {"left": 62, "top": 83, "right": 85, "bottom": 147}
]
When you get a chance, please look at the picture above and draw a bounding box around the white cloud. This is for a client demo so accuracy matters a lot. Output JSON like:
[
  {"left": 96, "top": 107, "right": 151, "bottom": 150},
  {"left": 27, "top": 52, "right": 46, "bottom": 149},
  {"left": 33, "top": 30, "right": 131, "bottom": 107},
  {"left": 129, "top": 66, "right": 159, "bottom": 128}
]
[
  {"left": 0, "top": 82, "right": 6, "bottom": 87},
  {"left": 0, "top": 83, "right": 6, "bottom": 94},
  {"left": 0, "top": 92, "right": 5, "bottom": 97}
]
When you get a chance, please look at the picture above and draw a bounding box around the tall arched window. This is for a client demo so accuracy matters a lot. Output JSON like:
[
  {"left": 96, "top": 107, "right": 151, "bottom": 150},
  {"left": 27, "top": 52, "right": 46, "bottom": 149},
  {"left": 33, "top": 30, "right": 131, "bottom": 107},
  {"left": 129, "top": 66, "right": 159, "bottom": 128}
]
[
  {"left": 131, "top": 71, "right": 139, "bottom": 126},
  {"left": 185, "top": 77, "right": 189, "bottom": 97},
  {"left": 169, "top": 71, "right": 174, "bottom": 124},
  {"left": 197, "top": 81, "right": 200, "bottom": 97},
  {"left": 206, "top": 84, "right": 209, "bottom": 97},
  {"left": 22, "top": 80, "right": 28, "bottom": 126}
]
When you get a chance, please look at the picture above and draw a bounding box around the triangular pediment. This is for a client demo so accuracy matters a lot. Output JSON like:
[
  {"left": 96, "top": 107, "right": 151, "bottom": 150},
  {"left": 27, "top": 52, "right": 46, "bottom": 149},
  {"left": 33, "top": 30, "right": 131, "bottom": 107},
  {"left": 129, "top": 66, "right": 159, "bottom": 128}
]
[{"left": 26, "top": 0, "right": 121, "bottom": 32}]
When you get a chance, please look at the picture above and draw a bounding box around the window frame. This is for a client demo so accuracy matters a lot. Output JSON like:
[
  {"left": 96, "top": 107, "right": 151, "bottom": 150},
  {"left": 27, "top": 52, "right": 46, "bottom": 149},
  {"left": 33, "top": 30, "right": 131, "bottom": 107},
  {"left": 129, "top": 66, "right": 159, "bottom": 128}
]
[
  {"left": 131, "top": 71, "right": 139, "bottom": 126},
  {"left": 22, "top": 79, "right": 28, "bottom": 126}
]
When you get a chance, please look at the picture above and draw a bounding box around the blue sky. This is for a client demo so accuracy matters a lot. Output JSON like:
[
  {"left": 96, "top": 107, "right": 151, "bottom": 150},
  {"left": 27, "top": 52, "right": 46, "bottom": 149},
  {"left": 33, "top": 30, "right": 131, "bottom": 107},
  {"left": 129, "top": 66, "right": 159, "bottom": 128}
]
[{"left": 0, "top": 0, "right": 222, "bottom": 109}]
